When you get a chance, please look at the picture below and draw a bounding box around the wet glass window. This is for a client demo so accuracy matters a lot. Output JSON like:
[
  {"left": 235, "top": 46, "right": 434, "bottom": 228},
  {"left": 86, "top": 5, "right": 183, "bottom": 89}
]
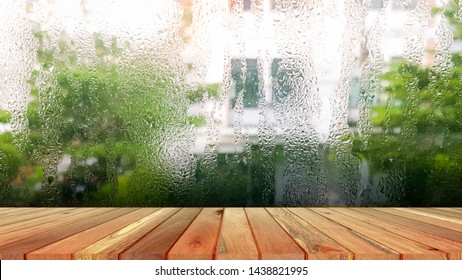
[
  {"left": 392, "top": 0, "right": 418, "bottom": 10},
  {"left": 244, "top": 0, "right": 252, "bottom": 11},
  {"left": 371, "top": 0, "right": 383, "bottom": 9},
  {"left": 231, "top": 59, "right": 260, "bottom": 108},
  {"left": 1, "top": 0, "right": 462, "bottom": 207}
]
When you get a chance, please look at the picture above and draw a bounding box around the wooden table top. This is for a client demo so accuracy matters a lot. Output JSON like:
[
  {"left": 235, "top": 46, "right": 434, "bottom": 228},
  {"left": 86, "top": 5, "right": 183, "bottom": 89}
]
[{"left": 0, "top": 207, "right": 461, "bottom": 260}]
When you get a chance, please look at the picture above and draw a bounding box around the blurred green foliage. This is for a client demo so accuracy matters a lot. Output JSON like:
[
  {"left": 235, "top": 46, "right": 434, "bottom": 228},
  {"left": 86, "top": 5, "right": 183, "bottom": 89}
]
[
  {"left": 186, "top": 84, "right": 220, "bottom": 102},
  {"left": 354, "top": 3, "right": 462, "bottom": 206},
  {"left": 0, "top": 132, "right": 22, "bottom": 204},
  {"left": 3, "top": 4, "right": 462, "bottom": 206},
  {"left": 0, "top": 30, "right": 192, "bottom": 206},
  {"left": 362, "top": 57, "right": 462, "bottom": 205},
  {"left": 0, "top": 109, "right": 12, "bottom": 123}
]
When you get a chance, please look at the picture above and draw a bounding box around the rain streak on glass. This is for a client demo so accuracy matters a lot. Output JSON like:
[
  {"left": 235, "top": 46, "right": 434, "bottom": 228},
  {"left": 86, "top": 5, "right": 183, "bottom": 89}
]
[{"left": 0, "top": 0, "right": 461, "bottom": 207}]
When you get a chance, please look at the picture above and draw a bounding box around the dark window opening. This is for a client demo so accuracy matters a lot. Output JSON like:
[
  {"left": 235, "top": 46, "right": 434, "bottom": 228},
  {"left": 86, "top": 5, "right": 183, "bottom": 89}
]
[
  {"left": 230, "top": 58, "right": 301, "bottom": 108},
  {"left": 231, "top": 58, "right": 260, "bottom": 108},
  {"left": 244, "top": 0, "right": 252, "bottom": 11},
  {"left": 271, "top": 58, "right": 296, "bottom": 104},
  {"left": 371, "top": 0, "right": 383, "bottom": 10}
]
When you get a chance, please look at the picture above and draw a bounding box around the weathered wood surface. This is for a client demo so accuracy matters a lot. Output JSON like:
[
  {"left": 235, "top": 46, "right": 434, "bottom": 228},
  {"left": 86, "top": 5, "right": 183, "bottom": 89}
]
[
  {"left": 246, "top": 208, "right": 305, "bottom": 260},
  {"left": 121, "top": 208, "right": 201, "bottom": 260},
  {"left": 27, "top": 208, "right": 161, "bottom": 260},
  {"left": 288, "top": 208, "right": 399, "bottom": 260},
  {"left": 75, "top": 208, "right": 179, "bottom": 260},
  {"left": 0, "top": 207, "right": 461, "bottom": 260},
  {"left": 267, "top": 208, "right": 350, "bottom": 260},
  {"left": 167, "top": 208, "right": 223, "bottom": 260},
  {"left": 311, "top": 208, "right": 448, "bottom": 260},
  {"left": 215, "top": 208, "right": 259, "bottom": 260}
]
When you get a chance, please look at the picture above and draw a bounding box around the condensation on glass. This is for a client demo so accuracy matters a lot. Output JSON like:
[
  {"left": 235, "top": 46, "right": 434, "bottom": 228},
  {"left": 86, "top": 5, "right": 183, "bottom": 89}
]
[{"left": 0, "top": 0, "right": 461, "bottom": 207}]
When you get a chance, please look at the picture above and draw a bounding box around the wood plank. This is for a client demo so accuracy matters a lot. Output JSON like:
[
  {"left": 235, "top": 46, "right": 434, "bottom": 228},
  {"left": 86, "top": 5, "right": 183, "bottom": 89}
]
[
  {"left": 378, "top": 208, "right": 462, "bottom": 232},
  {"left": 0, "top": 208, "right": 42, "bottom": 220},
  {"left": 26, "top": 208, "right": 158, "bottom": 260},
  {"left": 267, "top": 208, "right": 352, "bottom": 260},
  {"left": 75, "top": 208, "right": 180, "bottom": 260},
  {"left": 310, "top": 208, "right": 448, "bottom": 260},
  {"left": 0, "top": 208, "right": 74, "bottom": 227},
  {"left": 0, "top": 208, "right": 15, "bottom": 213},
  {"left": 289, "top": 208, "right": 399, "bottom": 260},
  {"left": 354, "top": 208, "right": 462, "bottom": 243},
  {"left": 395, "top": 208, "right": 462, "bottom": 225},
  {"left": 215, "top": 208, "right": 259, "bottom": 260},
  {"left": 1, "top": 207, "right": 462, "bottom": 260},
  {"left": 0, "top": 208, "right": 40, "bottom": 217},
  {"left": 121, "top": 208, "right": 202, "bottom": 260},
  {"left": 245, "top": 208, "right": 305, "bottom": 260},
  {"left": 336, "top": 208, "right": 462, "bottom": 260},
  {"left": 0, "top": 208, "right": 135, "bottom": 259},
  {"left": 167, "top": 208, "right": 223, "bottom": 260},
  {"left": 0, "top": 208, "right": 104, "bottom": 247},
  {"left": 0, "top": 208, "right": 91, "bottom": 234},
  {"left": 435, "top": 208, "right": 462, "bottom": 215},
  {"left": 426, "top": 208, "right": 462, "bottom": 219}
]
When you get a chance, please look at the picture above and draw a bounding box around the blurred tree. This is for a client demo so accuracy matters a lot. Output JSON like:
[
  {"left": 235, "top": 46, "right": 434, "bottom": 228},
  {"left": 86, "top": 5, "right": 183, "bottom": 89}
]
[
  {"left": 0, "top": 129, "right": 22, "bottom": 204},
  {"left": 22, "top": 31, "right": 188, "bottom": 206},
  {"left": 354, "top": 3, "right": 462, "bottom": 206}
]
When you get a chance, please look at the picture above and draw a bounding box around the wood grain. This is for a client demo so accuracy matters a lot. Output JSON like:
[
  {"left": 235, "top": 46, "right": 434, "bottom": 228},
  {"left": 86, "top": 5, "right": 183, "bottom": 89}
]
[
  {"left": 394, "top": 208, "right": 462, "bottom": 226},
  {"left": 435, "top": 208, "right": 462, "bottom": 215},
  {"left": 121, "top": 208, "right": 202, "bottom": 260},
  {"left": 0, "top": 208, "right": 105, "bottom": 247},
  {"left": 267, "top": 208, "right": 352, "bottom": 260},
  {"left": 420, "top": 208, "right": 462, "bottom": 219},
  {"left": 355, "top": 208, "right": 462, "bottom": 243},
  {"left": 246, "top": 208, "right": 305, "bottom": 260},
  {"left": 0, "top": 208, "right": 44, "bottom": 217},
  {"left": 74, "top": 208, "right": 179, "bottom": 260},
  {"left": 26, "top": 208, "right": 158, "bottom": 260},
  {"left": 288, "top": 208, "right": 399, "bottom": 260},
  {"left": 311, "top": 208, "right": 448, "bottom": 260},
  {"left": 167, "top": 208, "right": 223, "bottom": 260},
  {"left": 0, "top": 207, "right": 461, "bottom": 260},
  {"left": 0, "top": 207, "right": 75, "bottom": 228},
  {"left": 215, "top": 208, "right": 259, "bottom": 260},
  {"left": 0, "top": 208, "right": 16, "bottom": 214},
  {"left": 377, "top": 208, "right": 462, "bottom": 232},
  {"left": 336, "top": 208, "right": 462, "bottom": 260},
  {"left": 0, "top": 208, "right": 135, "bottom": 259}
]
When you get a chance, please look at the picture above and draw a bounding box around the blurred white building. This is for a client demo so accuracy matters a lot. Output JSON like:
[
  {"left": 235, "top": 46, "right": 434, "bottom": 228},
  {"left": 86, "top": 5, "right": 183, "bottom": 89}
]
[{"left": 183, "top": 0, "right": 448, "bottom": 154}]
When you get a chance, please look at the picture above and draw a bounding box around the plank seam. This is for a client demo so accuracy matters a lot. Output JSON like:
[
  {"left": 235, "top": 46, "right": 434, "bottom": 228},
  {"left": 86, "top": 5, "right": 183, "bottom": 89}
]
[
  {"left": 164, "top": 208, "right": 204, "bottom": 260},
  {"left": 307, "top": 208, "right": 407, "bottom": 260},
  {"left": 3, "top": 208, "right": 115, "bottom": 257},
  {"left": 394, "top": 208, "right": 462, "bottom": 226},
  {"left": 244, "top": 208, "right": 263, "bottom": 260},
  {"left": 286, "top": 208, "right": 358, "bottom": 260},
  {"left": 24, "top": 208, "right": 140, "bottom": 260},
  {"left": 372, "top": 208, "right": 462, "bottom": 239},
  {"left": 329, "top": 208, "right": 450, "bottom": 260},
  {"left": 265, "top": 208, "right": 308, "bottom": 260},
  {"left": 325, "top": 208, "right": 403, "bottom": 260},
  {"left": 213, "top": 208, "right": 227, "bottom": 260},
  {"left": 346, "top": 208, "right": 457, "bottom": 259},
  {"left": 116, "top": 208, "right": 181, "bottom": 260},
  {"left": 213, "top": 209, "right": 225, "bottom": 260},
  {"left": 0, "top": 208, "right": 78, "bottom": 228}
]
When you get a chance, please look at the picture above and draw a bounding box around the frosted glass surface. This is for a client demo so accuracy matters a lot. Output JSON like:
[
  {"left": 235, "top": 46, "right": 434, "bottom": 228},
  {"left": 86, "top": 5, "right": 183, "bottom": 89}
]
[{"left": 1, "top": 0, "right": 461, "bottom": 206}]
